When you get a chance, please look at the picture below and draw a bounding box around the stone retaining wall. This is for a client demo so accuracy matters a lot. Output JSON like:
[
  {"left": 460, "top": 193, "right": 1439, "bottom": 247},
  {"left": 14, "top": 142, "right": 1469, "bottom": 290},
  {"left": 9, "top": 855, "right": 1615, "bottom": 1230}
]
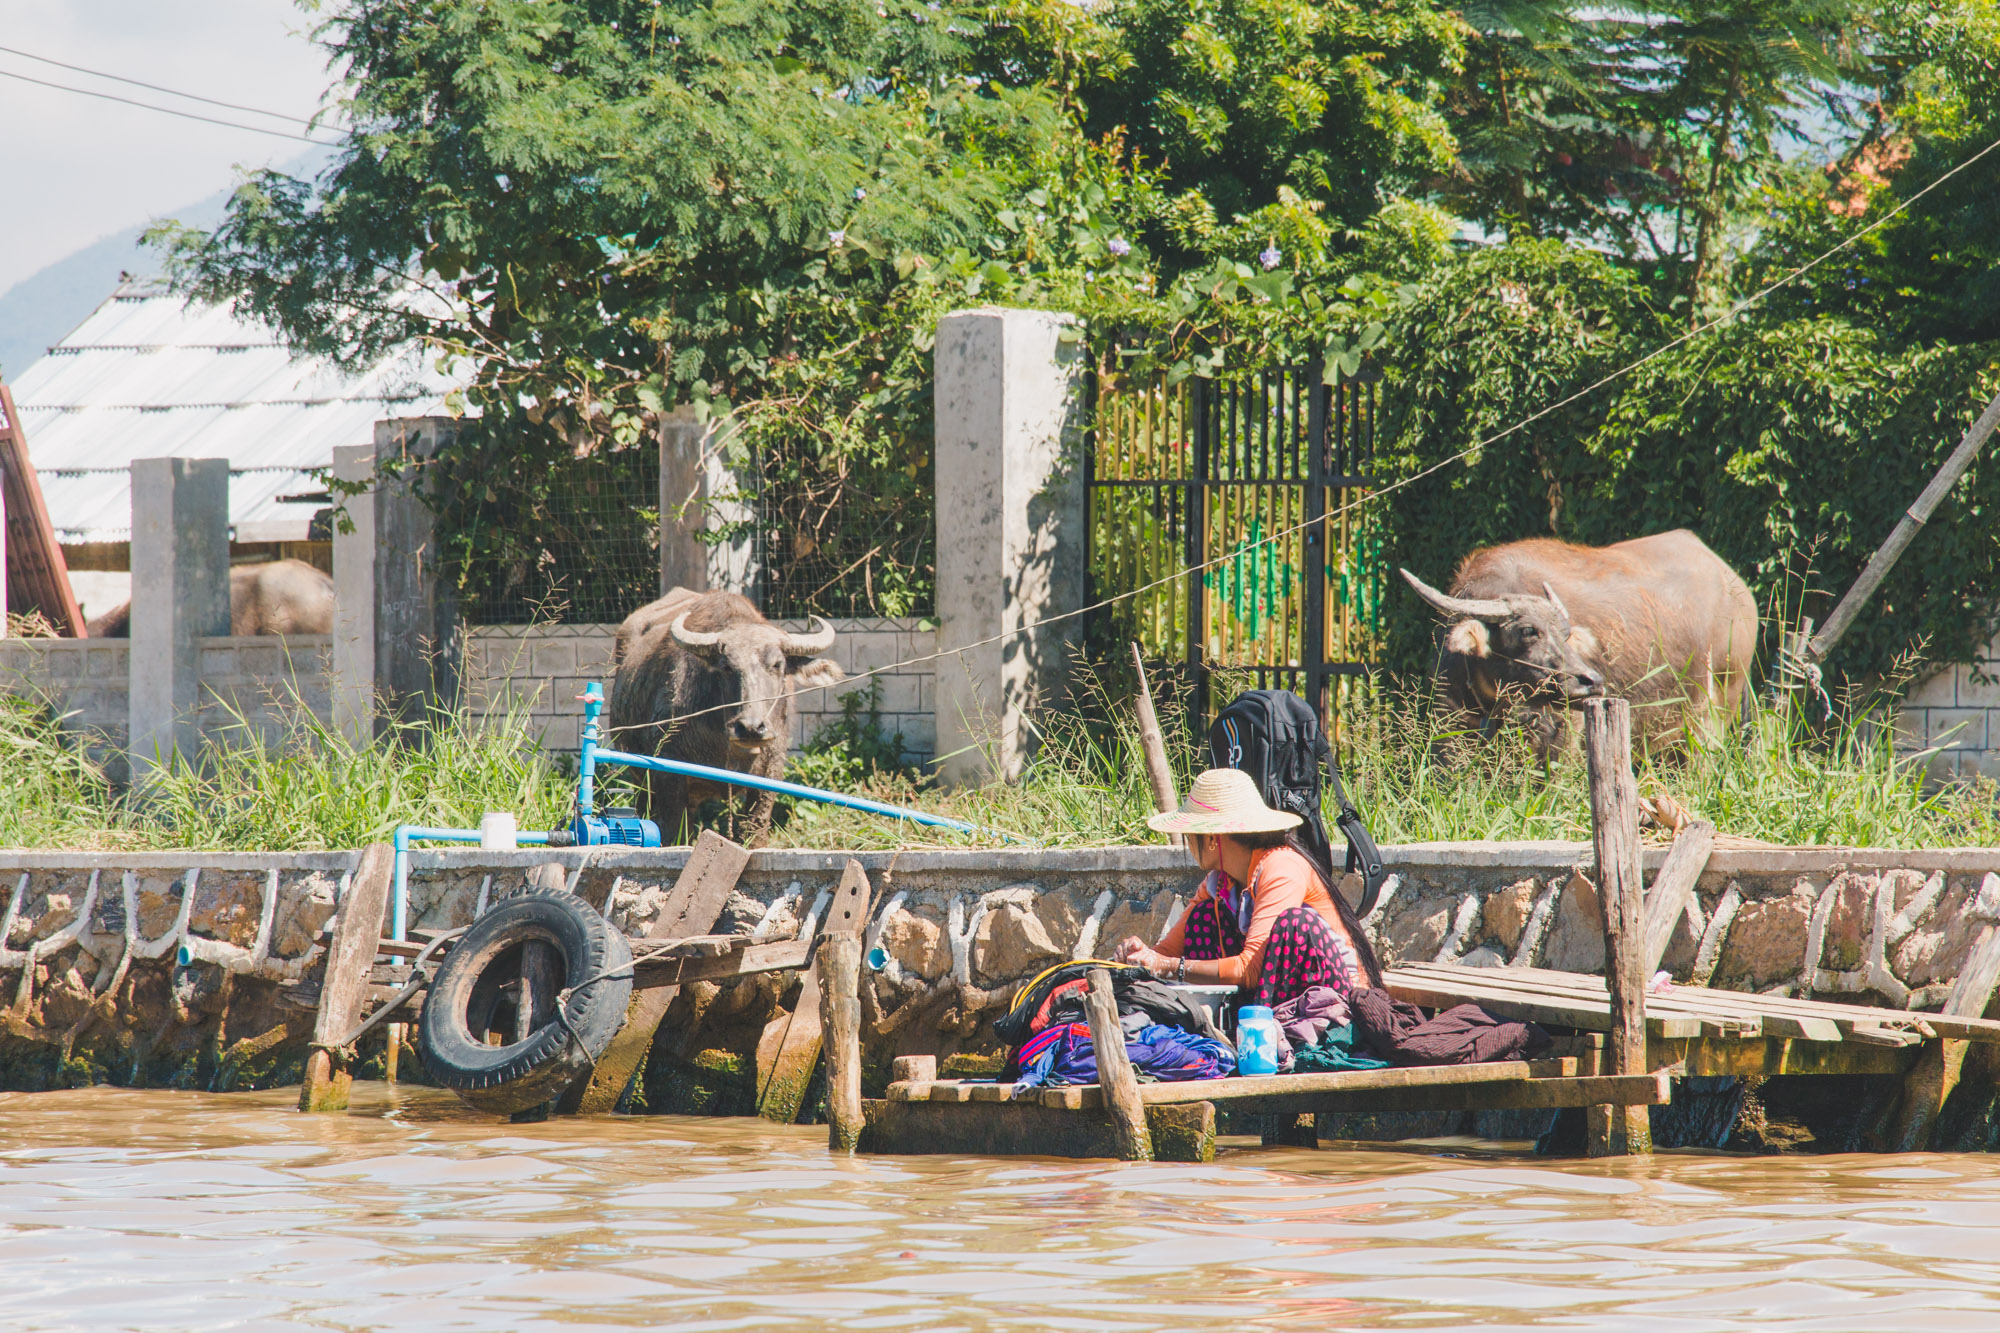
[{"left": 3, "top": 841, "right": 1998, "bottom": 1099}]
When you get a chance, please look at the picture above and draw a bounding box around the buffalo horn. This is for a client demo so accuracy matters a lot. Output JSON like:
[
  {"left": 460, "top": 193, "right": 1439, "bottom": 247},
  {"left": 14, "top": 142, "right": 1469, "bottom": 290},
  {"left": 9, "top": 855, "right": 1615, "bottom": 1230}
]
[
  {"left": 1398, "top": 568, "right": 1510, "bottom": 620},
  {"left": 781, "top": 614, "right": 837, "bottom": 657},
  {"left": 669, "top": 612, "right": 725, "bottom": 651},
  {"left": 1542, "top": 580, "right": 1573, "bottom": 623}
]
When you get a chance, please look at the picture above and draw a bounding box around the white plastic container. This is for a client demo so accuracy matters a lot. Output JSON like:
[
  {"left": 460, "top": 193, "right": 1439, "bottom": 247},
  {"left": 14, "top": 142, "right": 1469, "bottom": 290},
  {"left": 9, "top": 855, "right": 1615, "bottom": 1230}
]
[{"left": 479, "top": 811, "right": 519, "bottom": 851}]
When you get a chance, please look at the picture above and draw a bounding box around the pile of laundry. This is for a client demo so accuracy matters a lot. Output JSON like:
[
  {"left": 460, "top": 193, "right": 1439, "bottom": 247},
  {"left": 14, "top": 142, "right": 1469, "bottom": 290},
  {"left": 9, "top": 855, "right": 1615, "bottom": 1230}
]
[
  {"left": 1275, "top": 986, "right": 1551, "bottom": 1073},
  {"left": 996, "top": 962, "right": 1236, "bottom": 1087}
]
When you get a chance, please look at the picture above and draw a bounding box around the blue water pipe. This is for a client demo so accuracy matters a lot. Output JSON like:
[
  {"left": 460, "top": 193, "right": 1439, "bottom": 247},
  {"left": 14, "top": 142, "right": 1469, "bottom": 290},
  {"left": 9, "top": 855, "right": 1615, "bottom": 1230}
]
[{"left": 386, "top": 680, "right": 1004, "bottom": 939}]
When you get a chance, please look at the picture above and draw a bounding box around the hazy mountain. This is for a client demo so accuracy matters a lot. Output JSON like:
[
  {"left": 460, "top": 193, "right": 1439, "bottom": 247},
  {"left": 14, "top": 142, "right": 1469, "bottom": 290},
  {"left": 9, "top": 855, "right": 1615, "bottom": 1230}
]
[{"left": 0, "top": 190, "right": 234, "bottom": 383}]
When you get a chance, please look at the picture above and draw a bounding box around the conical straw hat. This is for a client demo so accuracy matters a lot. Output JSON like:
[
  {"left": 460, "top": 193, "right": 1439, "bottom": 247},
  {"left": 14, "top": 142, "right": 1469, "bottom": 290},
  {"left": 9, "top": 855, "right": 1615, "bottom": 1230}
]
[{"left": 1146, "top": 768, "right": 1302, "bottom": 835}]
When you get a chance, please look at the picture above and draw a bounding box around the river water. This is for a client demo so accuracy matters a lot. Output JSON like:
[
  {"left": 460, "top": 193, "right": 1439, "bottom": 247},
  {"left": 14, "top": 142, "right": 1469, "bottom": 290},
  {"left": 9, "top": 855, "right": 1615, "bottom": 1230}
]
[{"left": 4, "top": 1086, "right": 1999, "bottom": 1331}]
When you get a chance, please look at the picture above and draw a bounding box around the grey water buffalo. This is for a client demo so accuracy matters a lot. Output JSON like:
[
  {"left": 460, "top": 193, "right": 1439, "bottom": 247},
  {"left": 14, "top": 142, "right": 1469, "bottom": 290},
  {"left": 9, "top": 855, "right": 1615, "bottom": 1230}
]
[
  {"left": 1401, "top": 529, "right": 1759, "bottom": 755},
  {"left": 86, "top": 559, "right": 336, "bottom": 638},
  {"left": 606, "top": 588, "right": 844, "bottom": 845}
]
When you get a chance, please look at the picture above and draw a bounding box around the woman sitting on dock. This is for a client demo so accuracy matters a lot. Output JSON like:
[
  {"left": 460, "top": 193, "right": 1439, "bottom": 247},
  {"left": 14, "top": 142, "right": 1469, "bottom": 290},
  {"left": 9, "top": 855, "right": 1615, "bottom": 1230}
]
[{"left": 1113, "top": 769, "right": 1384, "bottom": 1008}]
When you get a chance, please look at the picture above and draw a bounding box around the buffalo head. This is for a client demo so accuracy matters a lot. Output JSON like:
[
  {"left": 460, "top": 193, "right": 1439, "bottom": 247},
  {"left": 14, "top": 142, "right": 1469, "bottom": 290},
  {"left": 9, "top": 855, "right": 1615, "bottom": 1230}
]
[
  {"left": 669, "top": 611, "right": 845, "bottom": 751},
  {"left": 1400, "top": 569, "right": 1604, "bottom": 704}
]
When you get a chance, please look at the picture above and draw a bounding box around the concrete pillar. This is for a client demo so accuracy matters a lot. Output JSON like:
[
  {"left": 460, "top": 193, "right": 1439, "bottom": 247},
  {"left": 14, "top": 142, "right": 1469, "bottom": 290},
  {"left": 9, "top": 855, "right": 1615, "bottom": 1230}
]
[
  {"left": 931, "top": 307, "right": 1085, "bottom": 785},
  {"left": 127, "top": 457, "right": 230, "bottom": 784},
  {"left": 332, "top": 418, "right": 460, "bottom": 743},
  {"left": 658, "top": 407, "right": 760, "bottom": 598}
]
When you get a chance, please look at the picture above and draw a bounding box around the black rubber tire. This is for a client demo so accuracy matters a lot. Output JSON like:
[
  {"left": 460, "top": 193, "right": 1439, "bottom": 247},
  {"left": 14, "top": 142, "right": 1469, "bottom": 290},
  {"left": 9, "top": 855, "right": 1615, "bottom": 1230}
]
[{"left": 418, "top": 886, "right": 633, "bottom": 1115}]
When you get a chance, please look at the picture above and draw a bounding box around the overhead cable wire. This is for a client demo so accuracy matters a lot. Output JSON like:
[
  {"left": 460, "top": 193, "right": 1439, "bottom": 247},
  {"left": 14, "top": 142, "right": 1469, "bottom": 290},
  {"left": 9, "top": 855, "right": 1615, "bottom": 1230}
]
[
  {"left": 0, "top": 66, "right": 341, "bottom": 145},
  {"left": 606, "top": 125, "right": 2000, "bottom": 739},
  {"left": 0, "top": 41, "right": 337, "bottom": 127}
]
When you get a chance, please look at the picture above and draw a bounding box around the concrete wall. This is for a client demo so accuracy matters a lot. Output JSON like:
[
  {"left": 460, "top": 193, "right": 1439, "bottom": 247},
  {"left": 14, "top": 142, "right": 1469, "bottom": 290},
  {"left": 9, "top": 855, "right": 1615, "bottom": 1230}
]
[
  {"left": 1896, "top": 658, "right": 2000, "bottom": 779},
  {"left": 461, "top": 618, "right": 937, "bottom": 761},
  {"left": 0, "top": 635, "right": 328, "bottom": 777},
  {"left": 1, "top": 841, "right": 1997, "bottom": 1093}
]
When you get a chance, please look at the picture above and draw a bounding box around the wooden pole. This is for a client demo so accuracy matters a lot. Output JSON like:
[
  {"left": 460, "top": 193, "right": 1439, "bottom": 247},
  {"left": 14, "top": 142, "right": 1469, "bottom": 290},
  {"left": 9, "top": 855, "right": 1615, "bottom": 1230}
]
[
  {"left": 1580, "top": 698, "right": 1652, "bottom": 1156},
  {"left": 1086, "top": 967, "right": 1153, "bottom": 1161},
  {"left": 1807, "top": 386, "right": 2000, "bottom": 664},
  {"left": 820, "top": 933, "right": 864, "bottom": 1154},
  {"left": 300, "top": 843, "right": 393, "bottom": 1113},
  {"left": 1131, "top": 642, "right": 1181, "bottom": 822}
]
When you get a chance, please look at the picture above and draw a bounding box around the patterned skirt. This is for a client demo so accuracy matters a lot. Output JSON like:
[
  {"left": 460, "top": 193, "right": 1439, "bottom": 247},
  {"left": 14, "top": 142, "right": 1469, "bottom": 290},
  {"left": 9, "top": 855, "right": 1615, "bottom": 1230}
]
[{"left": 1180, "top": 898, "right": 1357, "bottom": 1008}]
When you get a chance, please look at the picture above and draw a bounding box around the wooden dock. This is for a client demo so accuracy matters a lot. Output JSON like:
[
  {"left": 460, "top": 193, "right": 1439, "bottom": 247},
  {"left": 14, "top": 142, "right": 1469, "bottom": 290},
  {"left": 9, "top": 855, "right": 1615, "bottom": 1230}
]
[{"left": 846, "top": 701, "right": 2000, "bottom": 1164}]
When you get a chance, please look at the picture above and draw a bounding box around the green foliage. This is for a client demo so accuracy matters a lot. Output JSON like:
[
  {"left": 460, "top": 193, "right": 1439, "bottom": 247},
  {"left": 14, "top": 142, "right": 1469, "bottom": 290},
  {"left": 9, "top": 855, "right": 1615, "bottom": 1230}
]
[{"left": 0, "top": 696, "right": 119, "bottom": 851}]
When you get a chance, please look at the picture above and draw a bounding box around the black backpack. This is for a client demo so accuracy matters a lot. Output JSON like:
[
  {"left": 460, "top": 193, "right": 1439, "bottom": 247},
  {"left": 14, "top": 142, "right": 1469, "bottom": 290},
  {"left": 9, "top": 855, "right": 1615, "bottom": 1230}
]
[{"left": 1208, "top": 689, "right": 1389, "bottom": 916}]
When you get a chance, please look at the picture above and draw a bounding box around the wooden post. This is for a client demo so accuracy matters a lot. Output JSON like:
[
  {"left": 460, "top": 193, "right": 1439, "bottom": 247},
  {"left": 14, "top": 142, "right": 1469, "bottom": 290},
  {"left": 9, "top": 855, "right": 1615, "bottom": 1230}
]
[
  {"left": 1581, "top": 698, "right": 1652, "bottom": 1156},
  {"left": 755, "top": 860, "right": 872, "bottom": 1122},
  {"left": 1131, "top": 643, "right": 1181, "bottom": 838},
  {"left": 300, "top": 843, "right": 394, "bottom": 1113},
  {"left": 558, "top": 830, "right": 748, "bottom": 1114},
  {"left": 1889, "top": 901, "right": 2000, "bottom": 1150},
  {"left": 1086, "top": 967, "right": 1153, "bottom": 1161},
  {"left": 820, "top": 933, "right": 864, "bottom": 1153},
  {"left": 1642, "top": 819, "right": 1714, "bottom": 975}
]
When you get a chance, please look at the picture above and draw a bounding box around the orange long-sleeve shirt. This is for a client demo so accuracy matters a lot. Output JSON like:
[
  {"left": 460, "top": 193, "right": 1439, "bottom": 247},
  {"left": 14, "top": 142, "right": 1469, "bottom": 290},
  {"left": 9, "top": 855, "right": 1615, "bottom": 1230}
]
[{"left": 1154, "top": 845, "right": 1359, "bottom": 989}]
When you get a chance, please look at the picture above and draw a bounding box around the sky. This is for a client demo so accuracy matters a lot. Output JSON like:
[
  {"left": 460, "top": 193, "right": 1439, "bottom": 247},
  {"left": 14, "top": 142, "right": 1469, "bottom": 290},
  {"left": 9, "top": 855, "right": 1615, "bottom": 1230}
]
[{"left": 0, "top": 0, "right": 339, "bottom": 297}]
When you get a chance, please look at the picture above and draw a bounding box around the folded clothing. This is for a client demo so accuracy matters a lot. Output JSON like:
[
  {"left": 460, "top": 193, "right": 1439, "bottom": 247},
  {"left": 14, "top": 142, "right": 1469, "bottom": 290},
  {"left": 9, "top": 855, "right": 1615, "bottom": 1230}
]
[
  {"left": 1350, "top": 987, "right": 1551, "bottom": 1066},
  {"left": 995, "top": 961, "right": 1215, "bottom": 1048},
  {"left": 1015, "top": 1022, "right": 1236, "bottom": 1087},
  {"left": 1272, "top": 984, "right": 1351, "bottom": 1067},
  {"left": 1290, "top": 1023, "right": 1391, "bottom": 1074}
]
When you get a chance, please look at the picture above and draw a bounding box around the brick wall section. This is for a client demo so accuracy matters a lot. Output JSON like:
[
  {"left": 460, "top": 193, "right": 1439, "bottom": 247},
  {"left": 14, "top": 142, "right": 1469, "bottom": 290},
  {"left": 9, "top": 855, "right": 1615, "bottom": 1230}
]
[
  {"left": 0, "top": 635, "right": 330, "bottom": 775},
  {"left": 195, "top": 636, "right": 333, "bottom": 748},
  {"left": 460, "top": 618, "right": 938, "bottom": 763},
  {"left": 0, "top": 638, "right": 130, "bottom": 766},
  {"left": 1896, "top": 660, "right": 2000, "bottom": 780}
]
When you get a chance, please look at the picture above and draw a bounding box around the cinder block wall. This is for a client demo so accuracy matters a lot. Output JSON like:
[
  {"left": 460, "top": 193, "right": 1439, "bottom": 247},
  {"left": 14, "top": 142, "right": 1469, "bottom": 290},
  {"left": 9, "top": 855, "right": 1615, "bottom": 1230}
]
[
  {"left": 0, "top": 635, "right": 330, "bottom": 779},
  {"left": 0, "top": 638, "right": 131, "bottom": 768},
  {"left": 460, "top": 618, "right": 937, "bottom": 763},
  {"left": 1897, "top": 660, "right": 2000, "bottom": 779}
]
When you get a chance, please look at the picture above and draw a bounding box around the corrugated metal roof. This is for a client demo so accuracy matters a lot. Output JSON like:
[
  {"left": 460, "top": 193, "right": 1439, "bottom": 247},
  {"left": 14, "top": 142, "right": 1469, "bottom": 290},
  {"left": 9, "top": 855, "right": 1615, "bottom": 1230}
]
[{"left": 10, "top": 280, "right": 460, "bottom": 543}]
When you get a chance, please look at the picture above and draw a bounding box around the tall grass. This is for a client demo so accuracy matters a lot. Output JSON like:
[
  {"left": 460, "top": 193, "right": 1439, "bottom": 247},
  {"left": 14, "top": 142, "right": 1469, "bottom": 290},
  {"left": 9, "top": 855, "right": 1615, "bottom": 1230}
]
[
  {"left": 2, "top": 671, "right": 1993, "bottom": 852},
  {"left": 0, "top": 689, "right": 572, "bottom": 852}
]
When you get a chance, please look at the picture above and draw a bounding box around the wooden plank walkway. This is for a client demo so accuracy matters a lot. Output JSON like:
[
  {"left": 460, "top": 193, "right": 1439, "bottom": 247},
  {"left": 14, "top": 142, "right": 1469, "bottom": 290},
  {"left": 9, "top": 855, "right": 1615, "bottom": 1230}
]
[{"left": 1386, "top": 963, "right": 2000, "bottom": 1046}]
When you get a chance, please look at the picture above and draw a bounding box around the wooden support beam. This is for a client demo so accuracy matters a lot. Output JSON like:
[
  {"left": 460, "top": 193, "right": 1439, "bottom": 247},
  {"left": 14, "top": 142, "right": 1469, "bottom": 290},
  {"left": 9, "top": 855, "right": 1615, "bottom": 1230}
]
[
  {"left": 1582, "top": 697, "right": 1652, "bottom": 1157},
  {"left": 860, "top": 1099, "right": 1217, "bottom": 1162},
  {"left": 1643, "top": 820, "right": 1714, "bottom": 975},
  {"left": 300, "top": 843, "right": 393, "bottom": 1113},
  {"left": 1889, "top": 917, "right": 2000, "bottom": 1150},
  {"left": 558, "top": 830, "right": 748, "bottom": 1114},
  {"left": 755, "top": 860, "right": 872, "bottom": 1123},
  {"left": 1087, "top": 967, "right": 1153, "bottom": 1161},
  {"left": 1131, "top": 642, "right": 1181, "bottom": 839},
  {"left": 820, "top": 933, "right": 864, "bottom": 1153}
]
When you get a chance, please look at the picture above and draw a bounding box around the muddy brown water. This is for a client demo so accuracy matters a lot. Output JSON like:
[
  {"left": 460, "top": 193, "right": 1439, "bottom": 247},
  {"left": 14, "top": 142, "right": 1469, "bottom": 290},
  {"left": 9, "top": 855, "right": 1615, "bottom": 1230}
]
[{"left": 4, "top": 1087, "right": 2000, "bottom": 1331}]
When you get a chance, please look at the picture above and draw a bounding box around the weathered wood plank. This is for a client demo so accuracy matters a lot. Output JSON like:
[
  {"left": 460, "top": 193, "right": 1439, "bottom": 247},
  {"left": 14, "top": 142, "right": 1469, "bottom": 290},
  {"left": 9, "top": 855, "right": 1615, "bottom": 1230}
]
[
  {"left": 1643, "top": 820, "right": 1715, "bottom": 975},
  {"left": 559, "top": 830, "right": 749, "bottom": 1115},
  {"left": 300, "top": 843, "right": 393, "bottom": 1113},
  {"left": 1384, "top": 973, "right": 1703, "bottom": 1039},
  {"left": 633, "top": 939, "right": 812, "bottom": 988},
  {"left": 1087, "top": 967, "right": 1152, "bottom": 1160},
  {"left": 755, "top": 859, "right": 872, "bottom": 1123},
  {"left": 860, "top": 1099, "right": 1216, "bottom": 1162},
  {"left": 820, "top": 934, "right": 863, "bottom": 1153},
  {"left": 1890, "top": 915, "right": 2000, "bottom": 1150},
  {"left": 1582, "top": 697, "right": 1653, "bottom": 1156}
]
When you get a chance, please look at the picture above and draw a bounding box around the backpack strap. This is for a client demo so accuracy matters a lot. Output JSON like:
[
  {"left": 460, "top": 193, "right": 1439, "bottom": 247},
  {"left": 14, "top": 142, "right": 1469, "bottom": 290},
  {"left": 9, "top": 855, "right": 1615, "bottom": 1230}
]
[{"left": 1317, "top": 730, "right": 1388, "bottom": 917}]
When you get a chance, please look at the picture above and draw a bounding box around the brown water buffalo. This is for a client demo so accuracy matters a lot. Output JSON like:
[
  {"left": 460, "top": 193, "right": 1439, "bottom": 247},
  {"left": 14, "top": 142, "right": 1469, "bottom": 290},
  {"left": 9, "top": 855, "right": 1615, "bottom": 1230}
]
[
  {"left": 86, "top": 559, "right": 336, "bottom": 638},
  {"left": 1401, "top": 529, "right": 1759, "bottom": 755},
  {"left": 606, "top": 588, "right": 844, "bottom": 845}
]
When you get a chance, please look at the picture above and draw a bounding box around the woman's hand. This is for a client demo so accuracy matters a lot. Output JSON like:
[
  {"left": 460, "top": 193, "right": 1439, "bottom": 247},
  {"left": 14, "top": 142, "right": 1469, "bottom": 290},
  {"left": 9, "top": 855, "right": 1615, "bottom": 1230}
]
[{"left": 1111, "top": 935, "right": 1147, "bottom": 964}]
